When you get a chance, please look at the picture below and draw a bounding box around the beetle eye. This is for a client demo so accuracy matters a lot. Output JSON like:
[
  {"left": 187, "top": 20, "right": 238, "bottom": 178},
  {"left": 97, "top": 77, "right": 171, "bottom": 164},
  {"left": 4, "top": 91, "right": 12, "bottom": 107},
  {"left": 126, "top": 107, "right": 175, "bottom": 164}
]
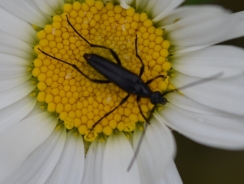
[{"left": 83, "top": 54, "right": 91, "bottom": 60}]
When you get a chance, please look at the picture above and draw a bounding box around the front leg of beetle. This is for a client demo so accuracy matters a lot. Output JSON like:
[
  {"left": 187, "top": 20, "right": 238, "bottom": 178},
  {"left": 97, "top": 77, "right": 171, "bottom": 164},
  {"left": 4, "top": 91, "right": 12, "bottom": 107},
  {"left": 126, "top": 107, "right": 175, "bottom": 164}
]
[{"left": 39, "top": 48, "right": 111, "bottom": 84}]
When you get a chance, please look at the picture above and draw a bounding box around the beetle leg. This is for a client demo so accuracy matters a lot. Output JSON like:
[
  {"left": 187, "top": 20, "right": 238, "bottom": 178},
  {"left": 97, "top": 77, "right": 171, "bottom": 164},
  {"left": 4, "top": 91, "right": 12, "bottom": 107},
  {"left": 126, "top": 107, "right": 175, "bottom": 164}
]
[
  {"left": 145, "top": 75, "right": 165, "bottom": 85},
  {"left": 147, "top": 105, "right": 156, "bottom": 121},
  {"left": 66, "top": 15, "right": 122, "bottom": 66},
  {"left": 136, "top": 96, "right": 150, "bottom": 124},
  {"left": 90, "top": 44, "right": 122, "bottom": 66},
  {"left": 92, "top": 93, "right": 130, "bottom": 128},
  {"left": 39, "top": 48, "right": 111, "bottom": 84},
  {"left": 135, "top": 35, "right": 145, "bottom": 77}
]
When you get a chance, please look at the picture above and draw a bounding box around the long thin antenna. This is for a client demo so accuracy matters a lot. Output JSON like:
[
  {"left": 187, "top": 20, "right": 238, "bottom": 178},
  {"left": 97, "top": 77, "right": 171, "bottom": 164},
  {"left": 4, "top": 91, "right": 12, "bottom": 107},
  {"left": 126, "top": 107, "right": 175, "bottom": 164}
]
[
  {"left": 127, "top": 123, "right": 148, "bottom": 171},
  {"left": 127, "top": 72, "right": 223, "bottom": 172},
  {"left": 66, "top": 15, "right": 90, "bottom": 45},
  {"left": 163, "top": 72, "right": 224, "bottom": 95},
  {"left": 127, "top": 106, "right": 156, "bottom": 171}
]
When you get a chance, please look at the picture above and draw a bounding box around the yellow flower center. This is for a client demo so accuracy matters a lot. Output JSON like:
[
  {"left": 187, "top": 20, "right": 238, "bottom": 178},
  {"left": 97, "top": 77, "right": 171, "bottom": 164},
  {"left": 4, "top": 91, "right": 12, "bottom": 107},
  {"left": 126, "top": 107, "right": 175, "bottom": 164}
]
[{"left": 32, "top": 0, "right": 171, "bottom": 142}]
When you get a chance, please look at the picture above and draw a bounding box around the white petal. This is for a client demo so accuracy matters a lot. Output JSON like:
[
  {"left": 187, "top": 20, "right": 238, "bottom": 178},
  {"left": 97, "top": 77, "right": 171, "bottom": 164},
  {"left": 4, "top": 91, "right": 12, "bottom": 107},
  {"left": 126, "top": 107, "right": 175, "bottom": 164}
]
[
  {"left": 81, "top": 139, "right": 106, "bottom": 184},
  {"left": 0, "top": 7, "right": 37, "bottom": 44},
  {"left": 46, "top": 131, "right": 85, "bottom": 184},
  {"left": 0, "top": 80, "right": 36, "bottom": 110},
  {"left": 136, "top": 0, "right": 183, "bottom": 21},
  {"left": 225, "top": 11, "right": 244, "bottom": 41},
  {"left": 0, "top": 95, "right": 36, "bottom": 135},
  {"left": 0, "top": 32, "right": 34, "bottom": 59},
  {"left": 165, "top": 92, "right": 213, "bottom": 114},
  {"left": 135, "top": 0, "right": 149, "bottom": 11},
  {"left": 170, "top": 73, "right": 244, "bottom": 116},
  {"left": 25, "top": 103, "right": 48, "bottom": 118},
  {"left": 0, "top": 112, "right": 57, "bottom": 182},
  {"left": 159, "top": 160, "right": 182, "bottom": 184},
  {"left": 184, "top": 10, "right": 244, "bottom": 45},
  {"left": 151, "top": 0, "right": 184, "bottom": 22},
  {"left": 133, "top": 118, "right": 176, "bottom": 184},
  {"left": 0, "top": 52, "right": 31, "bottom": 81},
  {"left": 0, "top": 74, "right": 32, "bottom": 92},
  {"left": 4, "top": 126, "right": 66, "bottom": 184},
  {"left": 33, "top": 0, "right": 56, "bottom": 15},
  {"left": 159, "top": 6, "right": 234, "bottom": 48},
  {"left": 171, "top": 45, "right": 244, "bottom": 78},
  {"left": 119, "top": 0, "right": 132, "bottom": 9},
  {"left": 158, "top": 5, "right": 227, "bottom": 27},
  {"left": 33, "top": 0, "right": 64, "bottom": 15},
  {"left": 103, "top": 132, "right": 141, "bottom": 184},
  {"left": 158, "top": 93, "right": 244, "bottom": 149},
  {"left": 0, "top": 0, "right": 50, "bottom": 27},
  {"left": 169, "top": 15, "right": 231, "bottom": 47},
  {"left": 45, "top": 0, "right": 64, "bottom": 13},
  {"left": 0, "top": 53, "right": 30, "bottom": 65},
  {"left": 173, "top": 45, "right": 211, "bottom": 54},
  {"left": 0, "top": 64, "right": 30, "bottom": 81}
]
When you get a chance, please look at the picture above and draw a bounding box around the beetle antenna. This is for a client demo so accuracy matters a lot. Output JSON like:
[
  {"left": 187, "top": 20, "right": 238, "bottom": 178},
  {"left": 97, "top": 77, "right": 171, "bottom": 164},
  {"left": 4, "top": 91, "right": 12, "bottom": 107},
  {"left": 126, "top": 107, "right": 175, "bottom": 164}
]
[
  {"left": 127, "top": 123, "right": 149, "bottom": 171},
  {"left": 127, "top": 105, "right": 156, "bottom": 171},
  {"left": 163, "top": 72, "right": 224, "bottom": 96},
  {"left": 66, "top": 15, "right": 91, "bottom": 45}
]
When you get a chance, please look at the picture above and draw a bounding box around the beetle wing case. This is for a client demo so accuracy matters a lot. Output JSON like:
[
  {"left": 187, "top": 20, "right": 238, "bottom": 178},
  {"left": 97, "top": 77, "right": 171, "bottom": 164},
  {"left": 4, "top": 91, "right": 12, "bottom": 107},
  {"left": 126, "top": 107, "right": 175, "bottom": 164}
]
[{"left": 84, "top": 54, "right": 143, "bottom": 94}]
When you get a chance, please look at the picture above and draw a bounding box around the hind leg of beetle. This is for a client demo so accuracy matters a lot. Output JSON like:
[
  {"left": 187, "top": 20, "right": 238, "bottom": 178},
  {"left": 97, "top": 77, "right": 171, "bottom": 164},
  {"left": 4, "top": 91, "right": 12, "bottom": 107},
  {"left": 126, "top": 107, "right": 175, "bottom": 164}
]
[
  {"left": 147, "top": 105, "right": 156, "bottom": 120},
  {"left": 92, "top": 94, "right": 130, "bottom": 128},
  {"left": 135, "top": 35, "right": 145, "bottom": 77},
  {"left": 136, "top": 96, "right": 150, "bottom": 124},
  {"left": 66, "top": 16, "right": 122, "bottom": 66},
  {"left": 137, "top": 96, "right": 157, "bottom": 124},
  {"left": 39, "top": 48, "right": 111, "bottom": 84},
  {"left": 145, "top": 75, "right": 165, "bottom": 85}
]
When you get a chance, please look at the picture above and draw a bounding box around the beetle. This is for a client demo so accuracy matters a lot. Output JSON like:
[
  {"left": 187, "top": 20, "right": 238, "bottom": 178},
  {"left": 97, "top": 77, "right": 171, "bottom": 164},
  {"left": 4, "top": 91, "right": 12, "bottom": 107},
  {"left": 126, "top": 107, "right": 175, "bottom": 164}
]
[
  {"left": 39, "top": 15, "right": 167, "bottom": 128},
  {"left": 39, "top": 16, "right": 222, "bottom": 128}
]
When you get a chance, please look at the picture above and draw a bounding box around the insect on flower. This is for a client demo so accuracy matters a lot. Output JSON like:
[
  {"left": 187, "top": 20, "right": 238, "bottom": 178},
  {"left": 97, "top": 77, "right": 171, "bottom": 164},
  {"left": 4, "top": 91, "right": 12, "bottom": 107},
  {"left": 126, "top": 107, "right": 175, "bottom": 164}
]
[
  {"left": 39, "top": 16, "right": 223, "bottom": 169},
  {"left": 39, "top": 15, "right": 168, "bottom": 128},
  {"left": 40, "top": 15, "right": 222, "bottom": 128},
  {"left": 1, "top": 0, "right": 244, "bottom": 183}
]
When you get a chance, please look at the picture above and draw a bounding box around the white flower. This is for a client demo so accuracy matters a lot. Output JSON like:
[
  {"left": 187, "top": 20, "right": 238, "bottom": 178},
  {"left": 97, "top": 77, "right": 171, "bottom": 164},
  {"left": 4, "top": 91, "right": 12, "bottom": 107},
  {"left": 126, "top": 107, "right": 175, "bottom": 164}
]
[{"left": 0, "top": 0, "right": 244, "bottom": 184}]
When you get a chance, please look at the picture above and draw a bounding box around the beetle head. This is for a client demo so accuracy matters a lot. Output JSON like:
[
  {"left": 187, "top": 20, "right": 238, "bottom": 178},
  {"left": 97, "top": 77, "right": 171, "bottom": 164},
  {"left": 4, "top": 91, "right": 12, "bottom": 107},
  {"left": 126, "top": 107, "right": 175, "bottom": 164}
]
[
  {"left": 83, "top": 53, "right": 91, "bottom": 61},
  {"left": 150, "top": 91, "right": 167, "bottom": 105}
]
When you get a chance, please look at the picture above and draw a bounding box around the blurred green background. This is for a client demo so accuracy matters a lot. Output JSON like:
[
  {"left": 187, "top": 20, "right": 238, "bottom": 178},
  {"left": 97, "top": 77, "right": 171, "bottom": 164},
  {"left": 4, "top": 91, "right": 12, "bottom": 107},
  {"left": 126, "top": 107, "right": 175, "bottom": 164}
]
[{"left": 174, "top": 0, "right": 244, "bottom": 184}]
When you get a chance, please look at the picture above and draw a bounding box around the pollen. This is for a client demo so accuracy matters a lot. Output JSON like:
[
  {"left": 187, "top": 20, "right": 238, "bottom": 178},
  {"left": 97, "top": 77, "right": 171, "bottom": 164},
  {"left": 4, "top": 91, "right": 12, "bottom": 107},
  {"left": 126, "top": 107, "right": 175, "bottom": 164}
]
[{"left": 33, "top": 0, "right": 171, "bottom": 142}]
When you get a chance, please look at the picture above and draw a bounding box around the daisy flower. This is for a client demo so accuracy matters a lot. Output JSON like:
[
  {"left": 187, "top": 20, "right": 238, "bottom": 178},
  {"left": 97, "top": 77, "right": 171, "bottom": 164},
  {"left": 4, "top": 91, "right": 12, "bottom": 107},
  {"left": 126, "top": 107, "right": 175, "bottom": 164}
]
[{"left": 0, "top": 0, "right": 244, "bottom": 183}]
